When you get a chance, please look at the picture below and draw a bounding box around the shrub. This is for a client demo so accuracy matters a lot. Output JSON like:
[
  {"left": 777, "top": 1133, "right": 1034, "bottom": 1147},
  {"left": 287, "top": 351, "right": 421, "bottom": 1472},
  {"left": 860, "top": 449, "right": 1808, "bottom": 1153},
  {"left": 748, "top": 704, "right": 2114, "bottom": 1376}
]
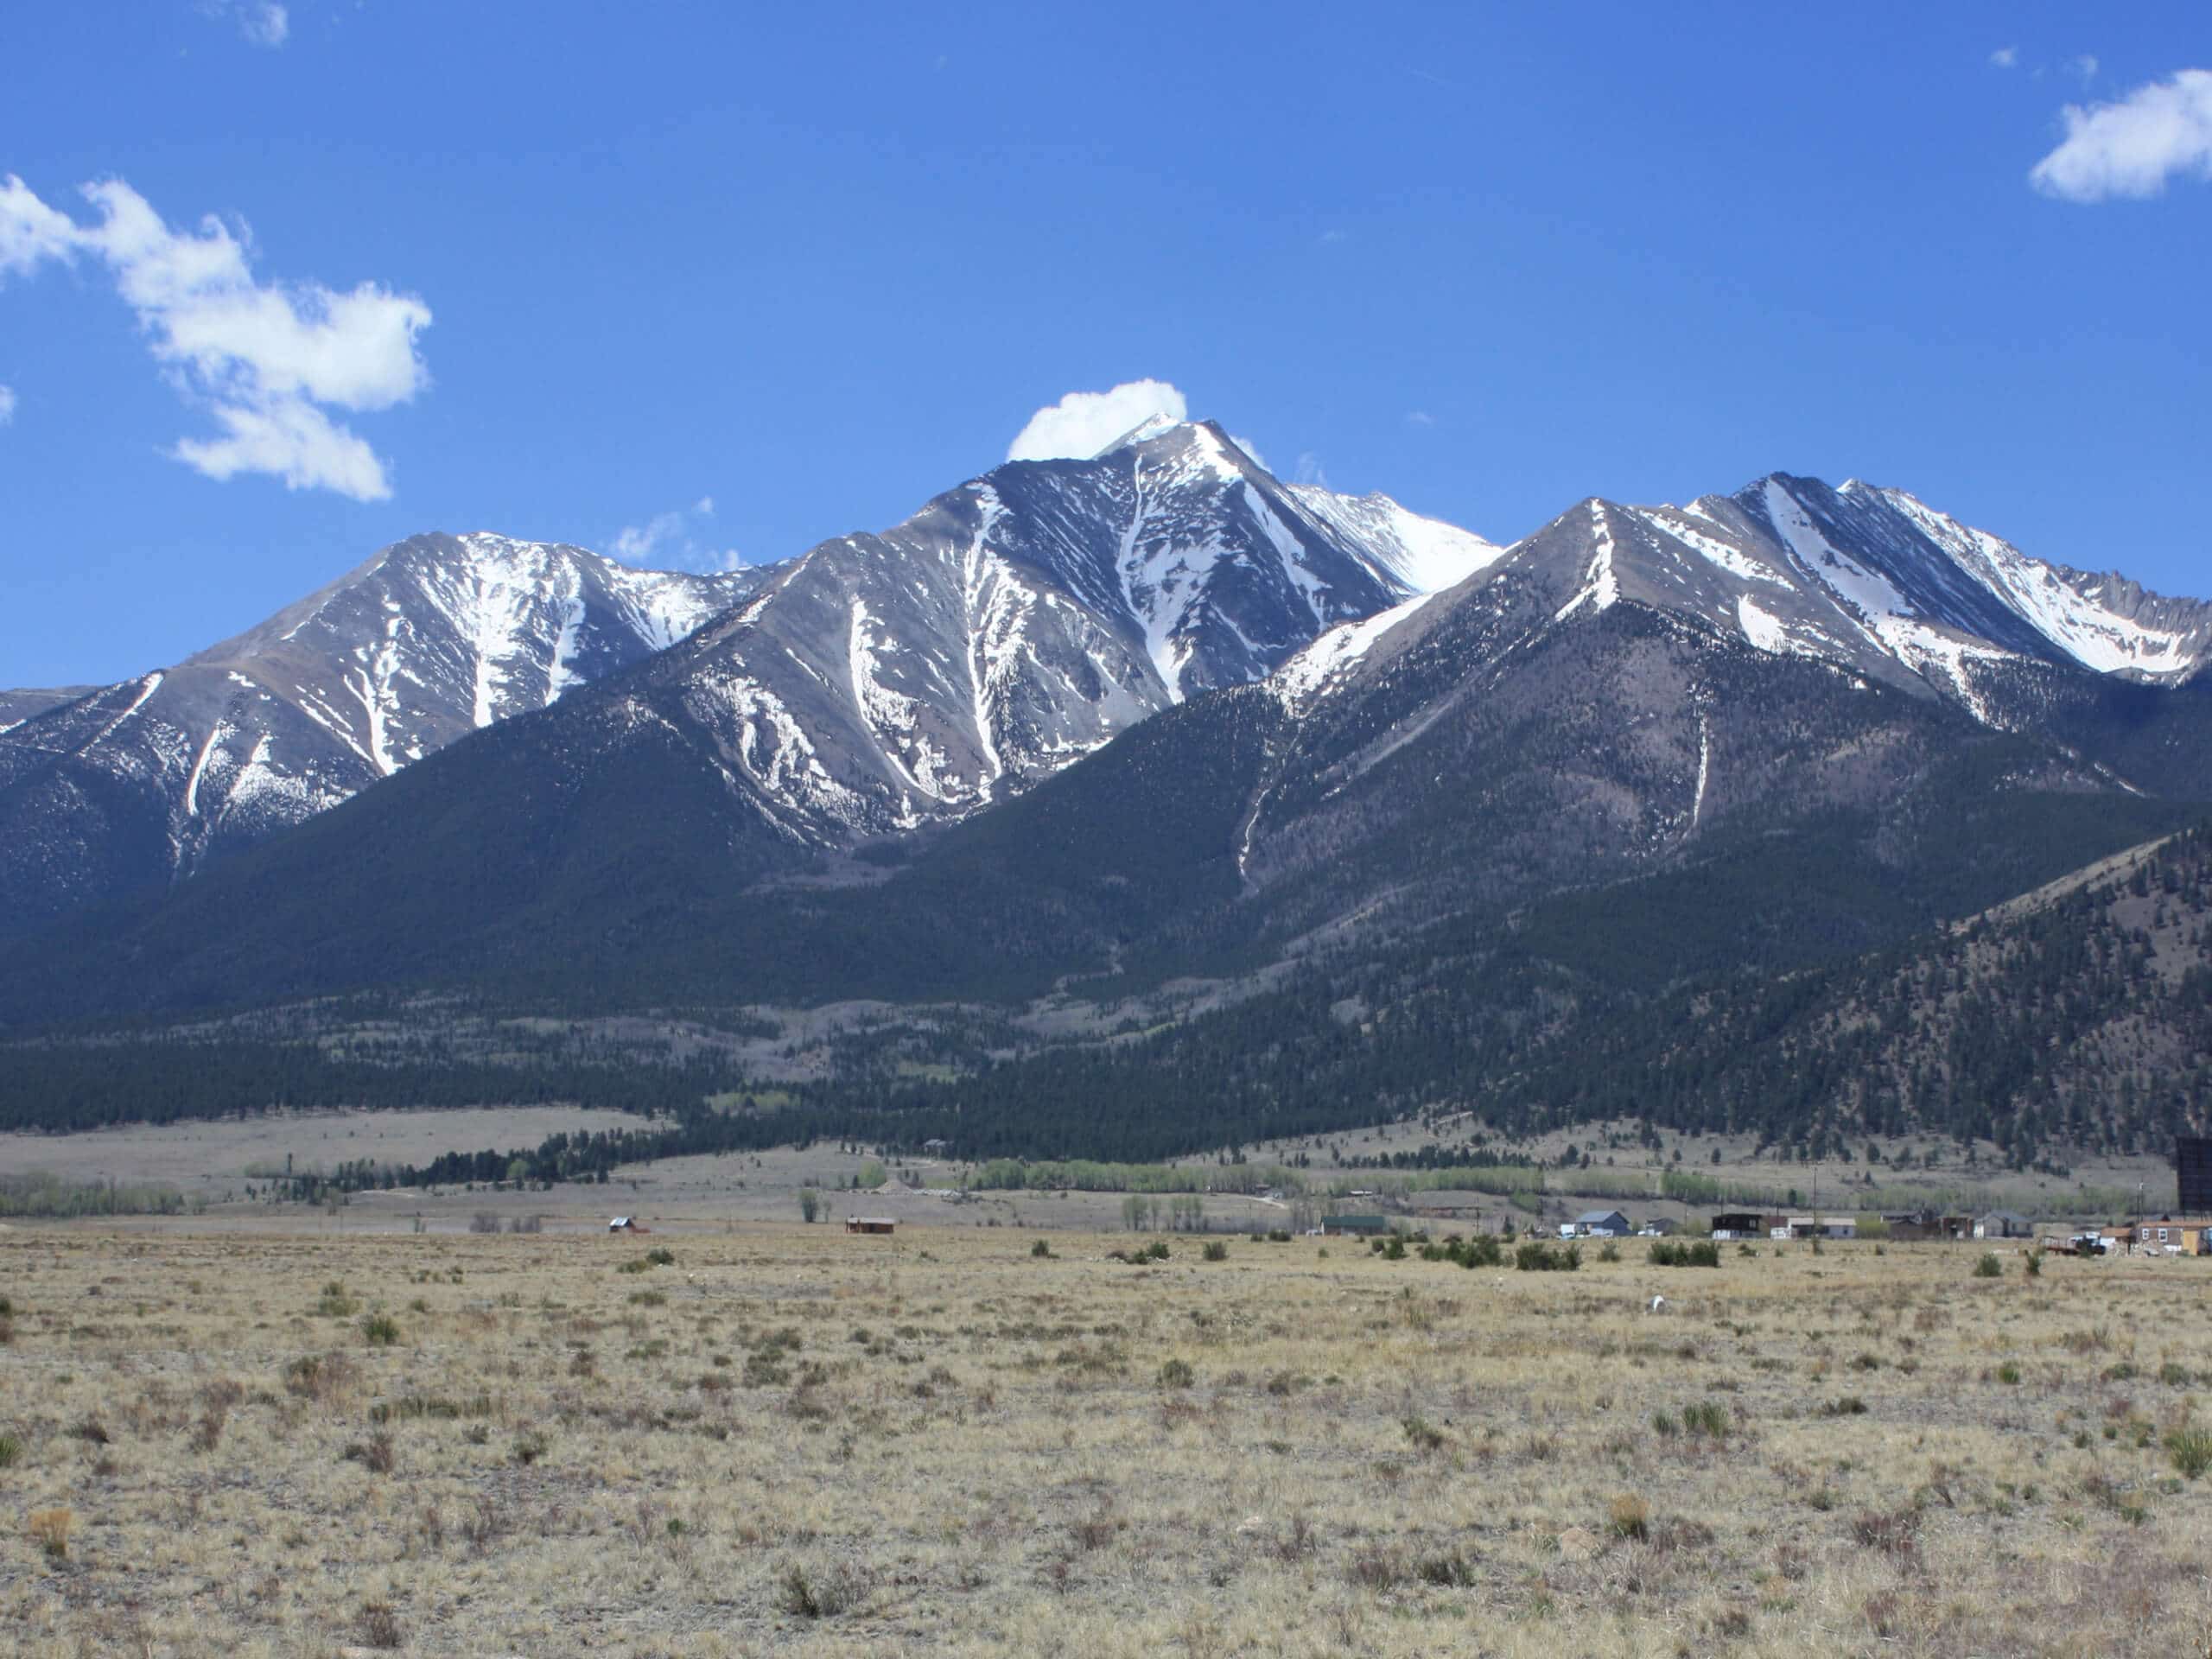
[
  {"left": 1607, "top": 1493, "right": 1649, "bottom": 1540},
  {"left": 1158, "top": 1358, "right": 1196, "bottom": 1390},
  {"left": 1345, "top": 1544, "right": 1407, "bottom": 1591},
  {"left": 1681, "top": 1401, "right": 1731, "bottom": 1440},
  {"left": 362, "top": 1312, "right": 401, "bottom": 1347},
  {"left": 1415, "top": 1551, "right": 1476, "bottom": 1586},
  {"left": 1598, "top": 1241, "right": 1621, "bottom": 1262},
  {"left": 798, "top": 1189, "right": 820, "bottom": 1224},
  {"left": 469, "top": 1212, "right": 500, "bottom": 1234},
  {"left": 778, "top": 1559, "right": 868, "bottom": 1618},
  {"left": 510, "top": 1430, "right": 550, "bottom": 1467},
  {"left": 1515, "top": 1241, "right": 1581, "bottom": 1272},
  {"left": 645, "top": 1247, "right": 676, "bottom": 1267},
  {"left": 29, "top": 1508, "right": 71, "bottom": 1559},
  {"left": 1851, "top": 1508, "right": 1920, "bottom": 1555},
  {"left": 341, "top": 1432, "right": 397, "bottom": 1475},
  {"left": 1650, "top": 1239, "right": 1722, "bottom": 1268},
  {"left": 1029, "top": 1239, "right": 1053, "bottom": 1258},
  {"left": 1069, "top": 1507, "right": 1118, "bottom": 1551},
  {"left": 0, "top": 1433, "right": 21, "bottom": 1469},
  {"left": 353, "top": 1600, "right": 403, "bottom": 1649},
  {"left": 2024, "top": 1249, "right": 2043, "bottom": 1278},
  {"left": 1819, "top": 1395, "right": 1869, "bottom": 1417},
  {"left": 315, "top": 1281, "right": 357, "bottom": 1318},
  {"left": 1202, "top": 1240, "right": 1229, "bottom": 1262},
  {"left": 2167, "top": 1427, "right": 2212, "bottom": 1480},
  {"left": 1401, "top": 1414, "right": 1446, "bottom": 1452},
  {"left": 1974, "top": 1253, "right": 2003, "bottom": 1278}
]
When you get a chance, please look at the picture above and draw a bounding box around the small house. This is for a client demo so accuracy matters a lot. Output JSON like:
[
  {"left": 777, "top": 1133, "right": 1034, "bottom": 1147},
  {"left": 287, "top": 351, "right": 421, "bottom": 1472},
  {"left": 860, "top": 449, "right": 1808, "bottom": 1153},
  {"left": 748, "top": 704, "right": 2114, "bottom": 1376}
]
[
  {"left": 1783, "top": 1216, "right": 1856, "bottom": 1240},
  {"left": 608, "top": 1217, "right": 647, "bottom": 1234},
  {"left": 1709, "top": 1211, "right": 1765, "bottom": 1240},
  {"left": 1322, "top": 1214, "right": 1392, "bottom": 1236},
  {"left": 1638, "top": 1217, "right": 1681, "bottom": 1236},
  {"left": 1974, "top": 1211, "right": 2033, "bottom": 1239},
  {"left": 1573, "top": 1210, "right": 1632, "bottom": 1238},
  {"left": 2097, "top": 1224, "right": 2137, "bottom": 1253},
  {"left": 2140, "top": 1217, "right": 2212, "bottom": 1255},
  {"left": 844, "top": 1217, "right": 896, "bottom": 1235}
]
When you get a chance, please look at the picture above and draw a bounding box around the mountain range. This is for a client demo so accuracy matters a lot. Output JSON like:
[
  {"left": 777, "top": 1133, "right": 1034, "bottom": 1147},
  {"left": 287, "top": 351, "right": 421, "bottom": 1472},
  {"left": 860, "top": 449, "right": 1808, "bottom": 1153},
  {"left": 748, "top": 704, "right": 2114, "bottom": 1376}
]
[{"left": 3, "top": 420, "right": 2209, "bottom": 1165}]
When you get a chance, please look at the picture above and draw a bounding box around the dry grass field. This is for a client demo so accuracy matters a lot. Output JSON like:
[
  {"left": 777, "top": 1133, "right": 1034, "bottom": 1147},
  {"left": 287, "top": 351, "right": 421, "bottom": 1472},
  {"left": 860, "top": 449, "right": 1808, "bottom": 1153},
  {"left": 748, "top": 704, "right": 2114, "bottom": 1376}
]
[{"left": 3, "top": 1224, "right": 2209, "bottom": 1657}]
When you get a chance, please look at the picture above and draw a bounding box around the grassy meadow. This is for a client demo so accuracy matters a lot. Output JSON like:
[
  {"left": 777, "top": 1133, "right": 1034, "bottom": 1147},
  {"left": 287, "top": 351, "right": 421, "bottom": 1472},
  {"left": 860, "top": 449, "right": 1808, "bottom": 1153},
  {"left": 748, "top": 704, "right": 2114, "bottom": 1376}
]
[{"left": 2, "top": 1223, "right": 2209, "bottom": 1656}]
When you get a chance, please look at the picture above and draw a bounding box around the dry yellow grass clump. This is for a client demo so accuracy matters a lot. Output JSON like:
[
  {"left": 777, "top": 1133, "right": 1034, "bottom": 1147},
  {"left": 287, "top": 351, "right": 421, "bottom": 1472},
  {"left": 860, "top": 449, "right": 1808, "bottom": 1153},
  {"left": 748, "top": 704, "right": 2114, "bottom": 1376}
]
[{"left": 2, "top": 1225, "right": 2210, "bottom": 1656}]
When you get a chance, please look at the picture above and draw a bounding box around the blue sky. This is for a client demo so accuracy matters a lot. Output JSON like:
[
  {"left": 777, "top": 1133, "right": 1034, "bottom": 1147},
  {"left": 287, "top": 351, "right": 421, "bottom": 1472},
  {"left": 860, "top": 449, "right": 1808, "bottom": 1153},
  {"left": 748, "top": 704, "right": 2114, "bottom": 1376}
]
[{"left": 3, "top": 1, "right": 2209, "bottom": 687}]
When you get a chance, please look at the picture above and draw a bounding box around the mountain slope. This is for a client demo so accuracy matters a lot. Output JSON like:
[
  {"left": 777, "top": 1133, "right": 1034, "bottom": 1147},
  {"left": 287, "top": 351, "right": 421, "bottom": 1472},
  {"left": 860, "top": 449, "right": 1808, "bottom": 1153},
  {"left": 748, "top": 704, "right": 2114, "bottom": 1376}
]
[
  {"left": 0, "top": 687, "right": 94, "bottom": 728},
  {"left": 5, "top": 460, "right": 2198, "bottom": 1030},
  {"left": 0, "top": 535, "right": 766, "bottom": 939}
]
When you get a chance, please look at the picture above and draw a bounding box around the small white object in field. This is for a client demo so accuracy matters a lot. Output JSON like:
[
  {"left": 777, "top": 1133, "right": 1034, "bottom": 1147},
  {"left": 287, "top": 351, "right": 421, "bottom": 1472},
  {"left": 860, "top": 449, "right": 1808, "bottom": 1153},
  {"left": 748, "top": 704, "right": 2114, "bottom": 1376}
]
[{"left": 1649, "top": 1294, "right": 1667, "bottom": 1313}]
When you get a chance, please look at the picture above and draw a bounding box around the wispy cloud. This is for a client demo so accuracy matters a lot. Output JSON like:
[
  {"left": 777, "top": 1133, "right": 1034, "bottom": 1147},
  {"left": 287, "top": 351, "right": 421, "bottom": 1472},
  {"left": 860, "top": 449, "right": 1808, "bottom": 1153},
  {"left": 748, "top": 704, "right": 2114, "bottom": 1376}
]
[
  {"left": 2069, "top": 54, "right": 2100, "bottom": 84},
  {"left": 0, "top": 175, "right": 431, "bottom": 499},
  {"left": 0, "top": 385, "right": 15, "bottom": 426},
  {"left": 611, "top": 497, "right": 743, "bottom": 572},
  {"left": 1990, "top": 46, "right": 2018, "bottom": 69},
  {"left": 203, "top": 2, "right": 289, "bottom": 48},
  {"left": 1007, "top": 379, "right": 1188, "bottom": 461},
  {"left": 1294, "top": 452, "right": 1327, "bottom": 487},
  {"left": 2030, "top": 68, "right": 2212, "bottom": 201},
  {"left": 1405, "top": 410, "right": 1435, "bottom": 428}
]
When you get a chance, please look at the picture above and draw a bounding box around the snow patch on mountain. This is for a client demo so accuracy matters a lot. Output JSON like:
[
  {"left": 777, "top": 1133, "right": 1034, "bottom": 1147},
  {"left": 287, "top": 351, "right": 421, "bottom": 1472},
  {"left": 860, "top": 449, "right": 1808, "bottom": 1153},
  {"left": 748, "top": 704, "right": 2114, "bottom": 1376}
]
[
  {"left": 1274, "top": 592, "right": 1438, "bottom": 712},
  {"left": 1285, "top": 486, "right": 1503, "bottom": 594},
  {"left": 1556, "top": 502, "right": 1622, "bottom": 620}
]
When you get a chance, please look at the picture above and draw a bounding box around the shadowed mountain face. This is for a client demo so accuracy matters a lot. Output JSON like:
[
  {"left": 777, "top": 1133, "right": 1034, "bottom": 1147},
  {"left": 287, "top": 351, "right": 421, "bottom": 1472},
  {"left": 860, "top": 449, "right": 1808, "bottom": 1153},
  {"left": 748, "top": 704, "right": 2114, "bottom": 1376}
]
[{"left": 0, "top": 537, "right": 767, "bottom": 939}]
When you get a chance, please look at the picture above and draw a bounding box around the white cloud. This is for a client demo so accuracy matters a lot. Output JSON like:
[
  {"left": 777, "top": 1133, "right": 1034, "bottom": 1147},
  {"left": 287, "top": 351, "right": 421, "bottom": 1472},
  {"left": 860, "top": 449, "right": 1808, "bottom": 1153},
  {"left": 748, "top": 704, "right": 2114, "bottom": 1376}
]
[
  {"left": 0, "top": 385, "right": 15, "bottom": 426},
  {"left": 612, "top": 500, "right": 742, "bottom": 572},
  {"left": 1294, "top": 452, "right": 1328, "bottom": 487},
  {"left": 2030, "top": 68, "right": 2212, "bottom": 200},
  {"left": 1991, "top": 46, "right": 2018, "bottom": 69},
  {"left": 2071, "top": 54, "right": 2100, "bottom": 83},
  {"left": 1007, "top": 378, "right": 1187, "bottom": 461},
  {"left": 1405, "top": 410, "right": 1435, "bottom": 427},
  {"left": 204, "top": 2, "right": 289, "bottom": 48},
  {"left": 1228, "top": 434, "right": 1268, "bottom": 471},
  {"left": 0, "top": 175, "right": 78, "bottom": 277},
  {"left": 0, "top": 174, "right": 431, "bottom": 499}
]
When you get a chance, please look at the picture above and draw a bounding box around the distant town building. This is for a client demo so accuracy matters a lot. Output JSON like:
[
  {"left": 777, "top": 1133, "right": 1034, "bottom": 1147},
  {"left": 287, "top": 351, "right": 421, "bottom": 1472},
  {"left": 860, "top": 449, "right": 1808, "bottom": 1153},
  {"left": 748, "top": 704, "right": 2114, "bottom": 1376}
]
[
  {"left": 844, "top": 1217, "right": 896, "bottom": 1235},
  {"left": 1572, "top": 1210, "right": 1632, "bottom": 1238},
  {"left": 1321, "top": 1214, "right": 1392, "bottom": 1236}
]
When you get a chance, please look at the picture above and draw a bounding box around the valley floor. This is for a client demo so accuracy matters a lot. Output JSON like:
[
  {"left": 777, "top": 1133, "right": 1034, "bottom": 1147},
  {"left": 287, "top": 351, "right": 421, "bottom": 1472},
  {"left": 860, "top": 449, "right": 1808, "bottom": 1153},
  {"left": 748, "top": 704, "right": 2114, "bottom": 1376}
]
[{"left": 2, "top": 1224, "right": 2209, "bottom": 1656}]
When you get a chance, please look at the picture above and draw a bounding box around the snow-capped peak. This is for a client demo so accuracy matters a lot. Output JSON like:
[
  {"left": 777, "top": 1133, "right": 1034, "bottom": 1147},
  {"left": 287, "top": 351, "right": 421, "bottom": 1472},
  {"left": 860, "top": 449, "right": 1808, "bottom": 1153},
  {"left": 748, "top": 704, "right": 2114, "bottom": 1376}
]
[{"left": 1093, "top": 410, "right": 1188, "bottom": 456}]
